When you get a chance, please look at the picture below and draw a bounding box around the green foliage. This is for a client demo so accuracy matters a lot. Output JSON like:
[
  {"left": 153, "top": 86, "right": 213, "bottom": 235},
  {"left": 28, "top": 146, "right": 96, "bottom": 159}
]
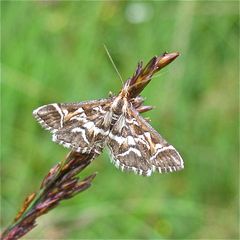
[{"left": 1, "top": 1, "right": 238, "bottom": 239}]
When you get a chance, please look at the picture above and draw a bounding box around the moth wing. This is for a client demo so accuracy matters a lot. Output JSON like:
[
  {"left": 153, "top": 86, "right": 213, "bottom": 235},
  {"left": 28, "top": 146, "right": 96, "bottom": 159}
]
[
  {"left": 107, "top": 106, "right": 184, "bottom": 176},
  {"left": 33, "top": 98, "right": 113, "bottom": 155}
]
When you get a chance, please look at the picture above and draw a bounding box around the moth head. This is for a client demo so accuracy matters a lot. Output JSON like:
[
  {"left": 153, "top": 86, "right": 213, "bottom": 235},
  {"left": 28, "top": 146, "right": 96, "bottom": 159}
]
[{"left": 119, "top": 78, "right": 131, "bottom": 98}]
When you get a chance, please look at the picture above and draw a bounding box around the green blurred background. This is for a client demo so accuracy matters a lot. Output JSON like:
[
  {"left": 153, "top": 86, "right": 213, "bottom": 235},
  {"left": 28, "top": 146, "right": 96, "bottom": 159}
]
[{"left": 1, "top": 1, "right": 239, "bottom": 239}]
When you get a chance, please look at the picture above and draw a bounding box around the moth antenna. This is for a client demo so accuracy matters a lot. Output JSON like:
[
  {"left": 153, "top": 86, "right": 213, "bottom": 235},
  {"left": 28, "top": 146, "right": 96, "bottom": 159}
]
[{"left": 104, "top": 44, "right": 124, "bottom": 86}]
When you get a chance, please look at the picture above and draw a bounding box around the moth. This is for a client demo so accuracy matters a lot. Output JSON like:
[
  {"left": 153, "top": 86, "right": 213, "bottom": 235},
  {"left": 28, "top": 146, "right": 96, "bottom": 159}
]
[{"left": 33, "top": 52, "right": 184, "bottom": 176}]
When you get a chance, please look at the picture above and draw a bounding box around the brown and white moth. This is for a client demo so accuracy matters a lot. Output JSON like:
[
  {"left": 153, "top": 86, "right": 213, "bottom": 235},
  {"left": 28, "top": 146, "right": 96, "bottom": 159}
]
[{"left": 33, "top": 52, "right": 184, "bottom": 176}]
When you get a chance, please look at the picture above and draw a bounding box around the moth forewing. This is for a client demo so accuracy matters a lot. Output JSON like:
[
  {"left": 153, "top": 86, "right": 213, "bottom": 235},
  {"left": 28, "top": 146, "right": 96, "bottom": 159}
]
[
  {"left": 33, "top": 98, "right": 113, "bottom": 157},
  {"left": 106, "top": 105, "right": 184, "bottom": 175}
]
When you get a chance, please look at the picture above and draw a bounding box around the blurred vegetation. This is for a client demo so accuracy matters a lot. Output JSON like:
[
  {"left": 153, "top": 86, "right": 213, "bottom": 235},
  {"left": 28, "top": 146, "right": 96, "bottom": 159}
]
[{"left": 1, "top": 1, "right": 239, "bottom": 239}]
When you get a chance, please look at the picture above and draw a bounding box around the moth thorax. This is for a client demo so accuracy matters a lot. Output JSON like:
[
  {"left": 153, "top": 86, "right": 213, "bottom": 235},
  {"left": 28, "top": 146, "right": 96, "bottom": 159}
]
[{"left": 112, "top": 97, "right": 126, "bottom": 115}]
